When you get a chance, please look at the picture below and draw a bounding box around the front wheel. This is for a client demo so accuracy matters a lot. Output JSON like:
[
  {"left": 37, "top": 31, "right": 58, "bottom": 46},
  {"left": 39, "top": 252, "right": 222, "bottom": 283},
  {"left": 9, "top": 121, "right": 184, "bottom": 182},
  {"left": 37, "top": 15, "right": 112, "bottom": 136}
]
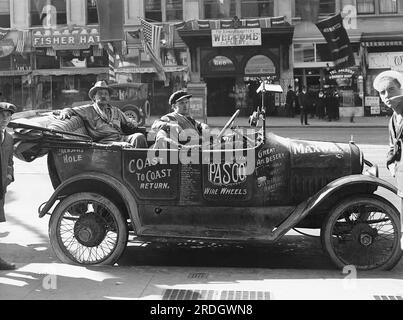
[
  {"left": 49, "top": 192, "right": 128, "bottom": 265},
  {"left": 321, "top": 194, "right": 402, "bottom": 271}
]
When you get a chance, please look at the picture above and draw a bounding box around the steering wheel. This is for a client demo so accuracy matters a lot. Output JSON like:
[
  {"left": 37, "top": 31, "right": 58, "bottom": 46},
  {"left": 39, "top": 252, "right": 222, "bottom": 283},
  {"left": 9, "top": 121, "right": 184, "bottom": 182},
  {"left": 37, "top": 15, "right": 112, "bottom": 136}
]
[{"left": 216, "top": 109, "right": 240, "bottom": 141}]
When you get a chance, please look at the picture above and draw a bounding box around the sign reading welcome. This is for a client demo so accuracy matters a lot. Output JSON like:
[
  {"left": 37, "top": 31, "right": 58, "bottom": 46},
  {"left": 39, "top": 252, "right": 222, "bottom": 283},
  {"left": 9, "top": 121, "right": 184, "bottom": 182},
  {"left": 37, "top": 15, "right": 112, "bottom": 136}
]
[{"left": 212, "top": 28, "right": 261, "bottom": 47}]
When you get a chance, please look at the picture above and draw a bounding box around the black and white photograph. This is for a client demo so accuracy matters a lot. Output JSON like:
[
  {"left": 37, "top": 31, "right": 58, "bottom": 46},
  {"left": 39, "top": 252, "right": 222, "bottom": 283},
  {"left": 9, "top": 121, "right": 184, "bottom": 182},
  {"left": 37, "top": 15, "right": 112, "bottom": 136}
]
[{"left": 0, "top": 0, "right": 403, "bottom": 306}]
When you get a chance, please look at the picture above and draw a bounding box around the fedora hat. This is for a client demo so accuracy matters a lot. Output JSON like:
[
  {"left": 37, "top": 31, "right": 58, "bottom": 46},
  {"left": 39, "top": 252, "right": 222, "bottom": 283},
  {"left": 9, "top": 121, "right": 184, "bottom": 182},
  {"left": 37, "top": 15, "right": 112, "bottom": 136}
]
[
  {"left": 169, "top": 90, "right": 192, "bottom": 106},
  {"left": 373, "top": 70, "right": 403, "bottom": 92},
  {"left": 88, "top": 81, "right": 114, "bottom": 100},
  {"left": 0, "top": 102, "right": 16, "bottom": 114}
]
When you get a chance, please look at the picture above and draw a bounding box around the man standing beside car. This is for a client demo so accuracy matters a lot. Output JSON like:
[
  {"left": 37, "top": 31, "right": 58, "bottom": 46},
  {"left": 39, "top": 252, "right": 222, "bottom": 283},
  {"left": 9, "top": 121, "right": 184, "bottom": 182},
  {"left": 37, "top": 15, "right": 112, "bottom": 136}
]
[
  {"left": 0, "top": 102, "right": 16, "bottom": 270},
  {"left": 58, "top": 81, "right": 147, "bottom": 148},
  {"left": 373, "top": 70, "right": 403, "bottom": 249}
]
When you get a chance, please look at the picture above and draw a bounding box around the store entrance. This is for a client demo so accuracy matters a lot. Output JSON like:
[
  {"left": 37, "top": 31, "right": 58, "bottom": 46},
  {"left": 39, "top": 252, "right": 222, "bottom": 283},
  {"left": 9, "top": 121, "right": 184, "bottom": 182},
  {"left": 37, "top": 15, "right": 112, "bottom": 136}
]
[{"left": 206, "top": 77, "right": 236, "bottom": 116}]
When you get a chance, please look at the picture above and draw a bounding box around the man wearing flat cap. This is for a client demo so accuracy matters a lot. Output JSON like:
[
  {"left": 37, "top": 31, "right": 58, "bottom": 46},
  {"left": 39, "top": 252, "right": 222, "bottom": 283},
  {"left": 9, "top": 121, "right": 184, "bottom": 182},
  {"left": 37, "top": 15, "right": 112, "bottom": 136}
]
[
  {"left": 151, "top": 90, "right": 209, "bottom": 148},
  {"left": 0, "top": 102, "right": 16, "bottom": 270},
  {"left": 373, "top": 70, "right": 403, "bottom": 249},
  {"left": 58, "top": 80, "right": 147, "bottom": 148}
]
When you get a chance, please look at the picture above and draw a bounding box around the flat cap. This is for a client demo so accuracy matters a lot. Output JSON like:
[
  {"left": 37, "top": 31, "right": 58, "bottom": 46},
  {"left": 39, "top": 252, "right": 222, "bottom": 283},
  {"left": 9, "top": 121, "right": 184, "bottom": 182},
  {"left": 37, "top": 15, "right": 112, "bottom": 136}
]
[
  {"left": 169, "top": 90, "right": 192, "bottom": 105},
  {"left": 0, "top": 102, "right": 17, "bottom": 114}
]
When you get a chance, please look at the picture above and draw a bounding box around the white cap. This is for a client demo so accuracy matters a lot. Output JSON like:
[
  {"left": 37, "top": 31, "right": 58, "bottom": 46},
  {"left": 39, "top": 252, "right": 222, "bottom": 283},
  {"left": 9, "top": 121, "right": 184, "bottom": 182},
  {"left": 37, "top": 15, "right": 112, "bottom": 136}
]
[{"left": 373, "top": 70, "right": 403, "bottom": 92}]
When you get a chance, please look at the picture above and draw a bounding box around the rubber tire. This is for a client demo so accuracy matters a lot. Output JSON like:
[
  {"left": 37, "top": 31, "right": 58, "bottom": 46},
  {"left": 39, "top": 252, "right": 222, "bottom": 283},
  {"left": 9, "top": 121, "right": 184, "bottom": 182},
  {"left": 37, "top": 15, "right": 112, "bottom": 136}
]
[
  {"left": 144, "top": 100, "right": 151, "bottom": 118},
  {"left": 49, "top": 192, "right": 128, "bottom": 266},
  {"left": 321, "top": 194, "right": 402, "bottom": 271},
  {"left": 123, "top": 106, "right": 144, "bottom": 126}
]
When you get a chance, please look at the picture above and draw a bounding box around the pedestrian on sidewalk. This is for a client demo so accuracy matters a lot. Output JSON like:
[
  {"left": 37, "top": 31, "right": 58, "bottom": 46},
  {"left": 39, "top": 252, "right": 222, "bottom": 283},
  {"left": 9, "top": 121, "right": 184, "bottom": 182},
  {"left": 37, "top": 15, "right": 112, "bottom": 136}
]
[
  {"left": 373, "top": 70, "right": 403, "bottom": 249},
  {"left": 285, "top": 85, "right": 296, "bottom": 118},
  {"left": 298, "top": 86, "right": 309, "bottom": 125},
  {"left": 0, "top": 102, "right": 16, "bottom": 270}
]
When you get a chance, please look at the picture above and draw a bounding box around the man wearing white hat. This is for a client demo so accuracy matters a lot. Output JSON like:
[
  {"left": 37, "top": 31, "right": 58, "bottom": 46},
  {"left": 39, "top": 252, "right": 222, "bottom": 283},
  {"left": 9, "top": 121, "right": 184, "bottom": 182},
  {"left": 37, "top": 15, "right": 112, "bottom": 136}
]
[
  {"left": 58, "top": 81, "right": 147, "bottom": 148},
  {"left": 0, "top": 102, "right": 17, "bottom": 270},
  {"left": 373, "top": 70, "right": 403, "bottom": 249}
]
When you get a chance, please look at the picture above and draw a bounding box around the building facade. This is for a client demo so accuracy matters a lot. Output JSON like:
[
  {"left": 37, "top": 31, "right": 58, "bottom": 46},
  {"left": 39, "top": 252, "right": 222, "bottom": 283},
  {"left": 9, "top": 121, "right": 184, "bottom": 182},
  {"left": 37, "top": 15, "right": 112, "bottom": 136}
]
[{"left": 1, "top": 0, "right": 403, "bottom": 117}]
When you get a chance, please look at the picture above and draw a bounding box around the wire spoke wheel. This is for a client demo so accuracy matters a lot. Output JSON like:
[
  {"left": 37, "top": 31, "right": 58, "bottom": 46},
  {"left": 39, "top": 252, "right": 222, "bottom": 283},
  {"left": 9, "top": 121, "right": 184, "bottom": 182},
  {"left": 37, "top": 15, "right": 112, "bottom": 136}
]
[
  {"left": 321, "top": 195, "right": 402, "bottom": 271},
  {"left": 49, "top": 193, "right": 128, "bottom": 265}
]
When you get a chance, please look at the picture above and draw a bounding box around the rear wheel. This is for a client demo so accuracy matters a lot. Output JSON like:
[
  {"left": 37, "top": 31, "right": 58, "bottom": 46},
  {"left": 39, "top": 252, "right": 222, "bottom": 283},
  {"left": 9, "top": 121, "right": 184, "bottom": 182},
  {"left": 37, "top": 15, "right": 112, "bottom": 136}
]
[
  {"left": 49, "top": 192, "right": 128, "bottom": 265},
  {"left": 321, "top": 195, "right": 402, "bottom": 271}
]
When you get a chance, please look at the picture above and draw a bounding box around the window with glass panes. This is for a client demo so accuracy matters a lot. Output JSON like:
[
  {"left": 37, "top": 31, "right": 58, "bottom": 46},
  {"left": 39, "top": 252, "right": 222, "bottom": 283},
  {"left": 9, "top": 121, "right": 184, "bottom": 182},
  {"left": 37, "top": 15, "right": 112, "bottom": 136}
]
[
  {"left": 356, "top": 0, "right": 375, "bottom": 14},
  {"left": 203, "top": 0, "right": 236, "bottom": 19},
  {"left": 0, "top": 0, "right": 9, "bottom": 28},
  {"left": 87, "top": 0, "right": 98, "bottom": 24},
  {"left": 145, "top": 0, "right": 183, "bottom": 22},
  {"left": 295, "top": 0, "right": 335, "bottom": 17},
  {"left": 30, "top": 0, "right": 67, "bottom": 26},
  {"left": 379, "top": 0, "right": 398, "bottom": 13},
  {"left": 241, "top": 0, "right": 274, "bottom": 17}
]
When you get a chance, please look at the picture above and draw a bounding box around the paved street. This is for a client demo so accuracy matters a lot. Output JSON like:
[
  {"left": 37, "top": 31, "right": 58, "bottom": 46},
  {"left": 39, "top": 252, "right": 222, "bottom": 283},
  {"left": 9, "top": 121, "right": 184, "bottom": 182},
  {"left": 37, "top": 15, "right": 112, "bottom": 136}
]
[{"left": 1, "top": 122, "right": 403, "bottom": 300}]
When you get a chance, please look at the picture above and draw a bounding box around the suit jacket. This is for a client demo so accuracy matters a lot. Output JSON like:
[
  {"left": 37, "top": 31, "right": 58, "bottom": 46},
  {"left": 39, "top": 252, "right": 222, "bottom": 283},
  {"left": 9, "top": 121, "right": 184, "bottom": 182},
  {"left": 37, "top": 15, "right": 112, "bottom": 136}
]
[
  {"left": 298, "top": 92, "right": 310, "bottom": 110},
  {"left": 0, "top": 130, "right": 14, "bottom": 222}
]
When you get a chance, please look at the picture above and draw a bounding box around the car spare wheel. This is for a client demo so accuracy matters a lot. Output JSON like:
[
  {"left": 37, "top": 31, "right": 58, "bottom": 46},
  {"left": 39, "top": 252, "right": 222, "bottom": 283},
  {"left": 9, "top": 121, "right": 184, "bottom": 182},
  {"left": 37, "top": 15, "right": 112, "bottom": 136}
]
[{"left": 49, "top": 192, "right": 128, "bottom": 265}]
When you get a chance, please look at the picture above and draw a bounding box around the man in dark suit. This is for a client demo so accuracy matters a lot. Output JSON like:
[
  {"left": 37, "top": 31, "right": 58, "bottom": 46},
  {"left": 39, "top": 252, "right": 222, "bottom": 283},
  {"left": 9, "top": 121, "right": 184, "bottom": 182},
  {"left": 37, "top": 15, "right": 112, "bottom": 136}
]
[
  {"left": 298, "top": 86, "right": 310, "bottom": 125},
  {"left": 285, "top": 85, "right": 296, "bottom": 118},
  {"left": 0, "top": 102, "right": 16, "bottom": 270}
]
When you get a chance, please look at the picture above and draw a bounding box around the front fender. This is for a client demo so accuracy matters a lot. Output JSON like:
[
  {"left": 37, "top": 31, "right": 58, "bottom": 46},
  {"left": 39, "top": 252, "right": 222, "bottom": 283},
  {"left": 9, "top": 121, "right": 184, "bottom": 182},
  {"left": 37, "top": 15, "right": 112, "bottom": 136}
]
[
  {"left": 39, "top": 172, "right": 141, "bottom": 233},
  {"left": 270, "top": 174, "right": 397, "bottom": 240}
]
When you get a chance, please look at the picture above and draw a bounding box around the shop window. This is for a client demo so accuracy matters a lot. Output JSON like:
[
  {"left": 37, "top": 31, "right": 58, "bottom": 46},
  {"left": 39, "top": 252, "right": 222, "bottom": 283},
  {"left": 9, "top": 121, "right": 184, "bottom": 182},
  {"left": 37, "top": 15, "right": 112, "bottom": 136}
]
[
  {"left": 145, "top": 0, "right": 183, "bottom": 22},
  {"left": 356, "top": 0, "right": 375, "bottom": 14},
  {"left": 0, "top": 0, "right": 10, "bottom": 28},
  {"left": 241, "top": 0, "right": 274, "bottom": 18},
  {"left": 87, "top": 0, "right": 98, "bottom": 24},
  {"left": 163, "top": 48, "right": 187, "bottom": 66},
  {"left": 203, "top": 0, "right": 236, "bottom": 19},
  {"left": 36, "top": 55, "right": 60, "bottom": 69},
  {"left": 379, "top": 0, "right": 398, "bottom": 13},
  {"left": 0, "top": 56, "right": 11, "bottom": 71},
  {"left": 61, "top": 56, "right": 87, "bottom": 68},
  {"left": 30, "top": 0, "right": 67, "bottom": 27},
  {"left": 294, "top": 44, "right": 315, "bottom": 63}
]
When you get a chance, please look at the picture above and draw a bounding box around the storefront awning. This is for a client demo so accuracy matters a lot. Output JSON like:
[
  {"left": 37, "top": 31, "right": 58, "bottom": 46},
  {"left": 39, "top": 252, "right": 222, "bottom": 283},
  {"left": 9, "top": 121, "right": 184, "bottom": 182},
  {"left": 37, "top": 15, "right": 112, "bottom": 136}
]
[
  {"left": 0, "top": 70, "right": 32, "bottom": 77},
  {"left": 361, "top": 31, "right": 403, "bottom": 47},
  {"left": 32, "top": 67, "right": 108, "bottom": 76},
  {"left": 116, "top": 65, "right": 188, "bottom": 74}
]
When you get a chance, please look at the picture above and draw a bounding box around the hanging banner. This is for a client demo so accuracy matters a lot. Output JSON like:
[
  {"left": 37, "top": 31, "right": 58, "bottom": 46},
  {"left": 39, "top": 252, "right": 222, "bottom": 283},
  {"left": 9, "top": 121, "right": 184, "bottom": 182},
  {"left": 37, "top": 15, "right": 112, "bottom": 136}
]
[{"left": 316, "top": 14, "right": 355, "bottom": 69}]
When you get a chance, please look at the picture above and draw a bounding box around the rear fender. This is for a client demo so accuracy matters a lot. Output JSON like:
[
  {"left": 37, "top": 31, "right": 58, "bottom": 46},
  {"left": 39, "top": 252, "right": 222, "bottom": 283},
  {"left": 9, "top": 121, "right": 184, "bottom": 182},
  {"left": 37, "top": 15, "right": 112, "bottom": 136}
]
[
  {"left": 39, "top": 172, "right": 141, "bottom": 233},
  {"left": 270, "top": 175, "right": 397, "bottom": 240}
]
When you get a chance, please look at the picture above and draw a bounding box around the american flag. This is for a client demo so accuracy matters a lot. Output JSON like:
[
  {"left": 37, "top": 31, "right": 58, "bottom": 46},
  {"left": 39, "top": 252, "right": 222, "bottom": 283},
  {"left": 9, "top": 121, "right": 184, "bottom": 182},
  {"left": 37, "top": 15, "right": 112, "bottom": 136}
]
[
  {"left": 16, "top": 30, "right": 28, "bottom": 54},
  {"left": 139, "top": 18, "right": 166, "bottom": 81}
]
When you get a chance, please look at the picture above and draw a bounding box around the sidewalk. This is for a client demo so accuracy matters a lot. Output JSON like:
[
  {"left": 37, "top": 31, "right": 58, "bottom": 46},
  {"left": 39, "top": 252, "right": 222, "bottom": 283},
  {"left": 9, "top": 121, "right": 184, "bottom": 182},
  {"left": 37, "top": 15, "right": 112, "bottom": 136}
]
[{"left": 147, "top": 115, "right": 391, "bottom": 128}]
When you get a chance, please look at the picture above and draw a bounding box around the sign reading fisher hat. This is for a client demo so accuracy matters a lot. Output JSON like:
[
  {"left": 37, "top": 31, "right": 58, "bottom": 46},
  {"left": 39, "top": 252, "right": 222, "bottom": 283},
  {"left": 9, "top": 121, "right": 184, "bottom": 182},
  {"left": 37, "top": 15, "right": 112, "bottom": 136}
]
[
  {"left": 169, "top": 90, "right": 192, "bottom": 106},
  {"left": 0, "top": 102, "right": 17, "bottom": 114},
  {"left": 88, "top": 80, "right": 114, "bottom": 100}
]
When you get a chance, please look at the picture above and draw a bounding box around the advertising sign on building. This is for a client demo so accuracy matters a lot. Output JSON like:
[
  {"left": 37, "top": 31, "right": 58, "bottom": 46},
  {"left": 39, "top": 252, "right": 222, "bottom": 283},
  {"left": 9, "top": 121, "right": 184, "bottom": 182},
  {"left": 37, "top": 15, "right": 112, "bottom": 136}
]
[
  {"left": 33, "top": 27, "right": 100, "bottom": 50},
  {"left": 365, "top": 96, "right": 380, "bottom": 115},
  {"left": 367, "top": 52, "right": 403, "bottom": 71},
  {"left": 211, "top": 28, "right": 261, "bottom": 47}
]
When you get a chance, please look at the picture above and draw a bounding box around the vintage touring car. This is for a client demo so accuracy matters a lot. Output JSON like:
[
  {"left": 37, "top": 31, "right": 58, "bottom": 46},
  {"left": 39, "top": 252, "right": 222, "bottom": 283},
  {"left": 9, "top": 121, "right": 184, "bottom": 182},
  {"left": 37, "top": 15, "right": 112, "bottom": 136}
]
[{"left": 9, "top": 109, "right": 402, "bottom": 270}]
